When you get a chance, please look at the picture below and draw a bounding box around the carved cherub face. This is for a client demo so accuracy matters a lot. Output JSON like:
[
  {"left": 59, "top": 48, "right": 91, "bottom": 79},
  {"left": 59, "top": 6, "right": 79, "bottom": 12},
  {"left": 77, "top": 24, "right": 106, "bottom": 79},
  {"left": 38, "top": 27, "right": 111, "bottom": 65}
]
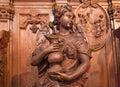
[{"left": 59, "top": 11, "right": 74, "bottom": 29}]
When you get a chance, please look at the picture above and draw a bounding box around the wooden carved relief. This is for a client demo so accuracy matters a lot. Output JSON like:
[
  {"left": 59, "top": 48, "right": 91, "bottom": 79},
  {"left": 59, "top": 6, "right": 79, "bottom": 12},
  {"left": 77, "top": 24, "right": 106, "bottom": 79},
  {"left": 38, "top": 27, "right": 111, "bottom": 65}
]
[
  {"left": 0, "top": 30, "right": 9, "bottom": 75},
  {"left": 75, "top": 0, "right": 110, "bottom": 51},
  {"left": 114, "top": 5, "right": 120, "bottom": 22},
  {"left": 20, "top": 13, "right": 49, "bottom": 33},
  {"left": 14, "top": 12, "right": 51, "bottom": 87},
  {"left": 0, "top": 5, "right": 14, "bottom": 20},
  {"left": 114, "top": 27, "right": 120, "bottom": 39},
  {"left": 0, "top": 30, "right": 9, "bottom": 50}
]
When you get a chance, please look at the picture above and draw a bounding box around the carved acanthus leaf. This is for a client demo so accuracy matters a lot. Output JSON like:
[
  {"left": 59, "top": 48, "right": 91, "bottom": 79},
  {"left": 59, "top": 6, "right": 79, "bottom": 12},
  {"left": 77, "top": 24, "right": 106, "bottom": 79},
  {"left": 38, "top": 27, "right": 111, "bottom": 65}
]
[
  {"left": 20, "top": 14, "right": 49, "bottom": 33},
  {"left": 81, "top": 0, "right": 98, "bottom": 8},
  {"left": 0, "top": 5, "right": 14, "bottom": 20}
]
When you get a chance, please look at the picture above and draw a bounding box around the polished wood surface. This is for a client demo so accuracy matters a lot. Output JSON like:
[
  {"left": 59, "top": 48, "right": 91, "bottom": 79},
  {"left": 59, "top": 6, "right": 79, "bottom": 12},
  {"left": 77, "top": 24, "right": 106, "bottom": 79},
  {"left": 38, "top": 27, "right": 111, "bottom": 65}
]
[{"left": 0, "top": 0, "right": 119, "bottom": 87}]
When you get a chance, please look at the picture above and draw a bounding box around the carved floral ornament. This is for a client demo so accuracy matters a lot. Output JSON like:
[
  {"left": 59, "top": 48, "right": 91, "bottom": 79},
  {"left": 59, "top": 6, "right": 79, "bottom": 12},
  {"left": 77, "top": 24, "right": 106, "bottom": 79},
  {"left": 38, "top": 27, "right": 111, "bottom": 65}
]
[
  {"left": 20, "top": 14, "right": 49, "bottom": 33},
  {"left": 75, "top": 1, "right": 110, "bottom": 51},
  {"left": 0, "top": 5, "right": 14, "bottom": 20}
]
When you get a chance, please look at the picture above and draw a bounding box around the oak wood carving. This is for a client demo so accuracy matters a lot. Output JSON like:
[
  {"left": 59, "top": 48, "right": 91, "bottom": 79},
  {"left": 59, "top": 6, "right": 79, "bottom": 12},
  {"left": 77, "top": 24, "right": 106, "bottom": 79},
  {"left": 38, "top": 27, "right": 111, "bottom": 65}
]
[
  {"left": 30, "top": 1, "right": 110, "bottom": 87},
  {"left": 0, "top": 30, "right": 9, "bottom": 76},
  {"left": 31, "top": 4, "right": 91, "bottom": 87}
]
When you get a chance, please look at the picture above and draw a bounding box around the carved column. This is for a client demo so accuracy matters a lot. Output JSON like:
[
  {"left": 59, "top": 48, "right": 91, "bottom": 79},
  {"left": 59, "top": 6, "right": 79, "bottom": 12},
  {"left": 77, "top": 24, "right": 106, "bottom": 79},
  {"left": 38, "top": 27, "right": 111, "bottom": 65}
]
[{"left": 0, "top": 0, "right": 14, "bottom": 87}]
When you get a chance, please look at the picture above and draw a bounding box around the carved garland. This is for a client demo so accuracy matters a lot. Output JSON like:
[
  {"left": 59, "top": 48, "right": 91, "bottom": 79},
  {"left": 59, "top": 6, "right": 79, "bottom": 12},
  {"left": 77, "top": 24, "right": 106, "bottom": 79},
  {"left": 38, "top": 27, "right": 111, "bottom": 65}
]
[
  {"left": 20, "top": 14, "right": 49, "bottom": 33},
  {"left": 0, "top": 5, "right": 14, "bottom": 21}
]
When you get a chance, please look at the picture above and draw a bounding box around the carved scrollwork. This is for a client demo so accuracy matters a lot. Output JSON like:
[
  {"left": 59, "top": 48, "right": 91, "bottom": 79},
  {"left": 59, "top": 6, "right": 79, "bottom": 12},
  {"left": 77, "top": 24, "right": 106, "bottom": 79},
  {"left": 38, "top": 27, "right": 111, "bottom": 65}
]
[
  {"left": 114, "top": 5, "right": 120, "bottom": 22},
  {"left": 0, "top": 5, "right": 14, "bottom": 20},
  {"left": 75, "top": 1, "right": 110, "bottom": 51},
  {"left": 20, "top": 14, "right": 49, "bottom": 33}
]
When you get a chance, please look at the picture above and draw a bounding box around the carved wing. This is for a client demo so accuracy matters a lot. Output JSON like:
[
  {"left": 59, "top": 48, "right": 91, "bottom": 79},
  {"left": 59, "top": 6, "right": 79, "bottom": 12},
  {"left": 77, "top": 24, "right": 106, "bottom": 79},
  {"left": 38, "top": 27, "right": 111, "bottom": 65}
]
[
  {"left": 36, "top": 21, "right": 52, "bottom": 49},
  {"left": 75, "top": 1, "right": 111, "bottom": 51}
]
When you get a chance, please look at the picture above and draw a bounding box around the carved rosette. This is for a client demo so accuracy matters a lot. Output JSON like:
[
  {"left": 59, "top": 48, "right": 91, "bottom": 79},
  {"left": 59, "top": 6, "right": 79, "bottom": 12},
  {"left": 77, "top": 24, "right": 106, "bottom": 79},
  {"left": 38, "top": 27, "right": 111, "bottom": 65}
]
[
  {"left": 0, "top": 5, "right": 14, "bottom": 21},
  {"left": 75, "top": 1, "right": 110, "bottom": 51}
]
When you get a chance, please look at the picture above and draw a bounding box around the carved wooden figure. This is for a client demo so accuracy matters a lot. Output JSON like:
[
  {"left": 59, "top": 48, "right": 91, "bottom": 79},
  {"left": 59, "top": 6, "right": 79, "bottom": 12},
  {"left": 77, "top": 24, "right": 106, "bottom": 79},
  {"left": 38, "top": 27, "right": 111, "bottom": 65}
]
[
  {"left": 30, "top": 1, "right": 110, "bottom": 87},
  {"left": 31, "top": 4, "right": 91, "bottom": 87},
  {"left": 0, "top": 30, "right": 9, "bottom": 87}
]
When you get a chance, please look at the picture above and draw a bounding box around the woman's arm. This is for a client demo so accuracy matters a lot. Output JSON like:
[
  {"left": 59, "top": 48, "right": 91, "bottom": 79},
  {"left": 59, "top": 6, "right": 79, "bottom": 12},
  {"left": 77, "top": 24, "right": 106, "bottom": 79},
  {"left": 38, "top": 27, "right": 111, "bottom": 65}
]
[
  {"left": 69, "top": 53, "right": 90, "bottom": 80},
  {"left": 31, "top": 43, "right": 60, "bottom": 66},
  {"left": 31, "top": 48, "right": 49, "bottom": 66},
  {"left": 53, "top": 53, "right": 90, "bottom": 81}
]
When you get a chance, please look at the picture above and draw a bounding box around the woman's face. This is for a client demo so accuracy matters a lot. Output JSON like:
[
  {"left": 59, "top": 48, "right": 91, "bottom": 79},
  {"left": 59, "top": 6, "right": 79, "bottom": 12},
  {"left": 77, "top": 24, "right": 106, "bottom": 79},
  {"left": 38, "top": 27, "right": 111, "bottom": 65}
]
[{"left": 59, "top": 11, "right": 74, "bottom": 29}]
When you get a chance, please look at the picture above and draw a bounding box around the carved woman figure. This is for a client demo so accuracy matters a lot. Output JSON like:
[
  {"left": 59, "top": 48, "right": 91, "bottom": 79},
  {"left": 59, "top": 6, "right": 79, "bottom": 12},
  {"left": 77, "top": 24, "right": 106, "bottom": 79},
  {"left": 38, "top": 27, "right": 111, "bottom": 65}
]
[{"left": 31, "top": 4, "right": 91, "bottom": 87}]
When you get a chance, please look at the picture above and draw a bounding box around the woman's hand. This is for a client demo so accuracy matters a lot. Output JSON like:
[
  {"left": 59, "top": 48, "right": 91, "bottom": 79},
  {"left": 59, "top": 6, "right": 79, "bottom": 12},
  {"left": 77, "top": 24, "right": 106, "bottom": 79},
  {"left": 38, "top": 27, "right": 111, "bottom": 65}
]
[
  {"left": 50, "top": 72, "right": 72, "bottom": 81},
  {"left": 44, "top": 43, "right": 60, "bottom": 53}
]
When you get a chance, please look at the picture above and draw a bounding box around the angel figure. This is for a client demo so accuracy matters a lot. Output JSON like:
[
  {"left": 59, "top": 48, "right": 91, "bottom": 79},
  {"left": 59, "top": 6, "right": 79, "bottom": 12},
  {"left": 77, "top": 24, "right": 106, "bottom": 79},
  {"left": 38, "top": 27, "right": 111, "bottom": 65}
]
[{"left": 31, "top": 4, "right": 91, "bottom": 87}]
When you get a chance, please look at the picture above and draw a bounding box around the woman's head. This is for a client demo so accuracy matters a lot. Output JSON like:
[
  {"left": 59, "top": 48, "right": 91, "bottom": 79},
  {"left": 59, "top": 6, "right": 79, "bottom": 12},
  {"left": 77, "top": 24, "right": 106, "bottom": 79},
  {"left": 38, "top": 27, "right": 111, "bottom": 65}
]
[{"left": 52, "top": 4, "right": 73, "bottom": 29}]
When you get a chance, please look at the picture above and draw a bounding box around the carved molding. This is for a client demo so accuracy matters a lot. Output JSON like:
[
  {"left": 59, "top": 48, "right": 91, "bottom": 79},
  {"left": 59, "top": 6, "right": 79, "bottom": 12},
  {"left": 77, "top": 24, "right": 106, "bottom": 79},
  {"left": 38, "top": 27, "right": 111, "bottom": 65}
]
[
  {"left": 20, "top": 13, "right": 49, "bottom": 33},
  {"left": 0, "top": 4, "right": 14, "bottom": 21}
]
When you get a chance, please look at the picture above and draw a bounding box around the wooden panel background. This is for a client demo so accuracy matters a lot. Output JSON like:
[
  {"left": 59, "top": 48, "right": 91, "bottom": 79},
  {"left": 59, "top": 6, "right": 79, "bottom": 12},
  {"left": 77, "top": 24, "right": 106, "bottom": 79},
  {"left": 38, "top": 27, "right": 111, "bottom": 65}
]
[{"left": 12, "top": 4, "right": 52, "bottom": 87}]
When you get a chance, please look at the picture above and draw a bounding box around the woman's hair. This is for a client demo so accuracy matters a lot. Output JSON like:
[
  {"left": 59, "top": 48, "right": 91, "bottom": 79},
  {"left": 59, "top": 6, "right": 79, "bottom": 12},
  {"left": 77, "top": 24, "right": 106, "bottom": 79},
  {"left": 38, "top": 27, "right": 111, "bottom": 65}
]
[{"left": 52, "top": 4, "right": 72, "bottom": 27}]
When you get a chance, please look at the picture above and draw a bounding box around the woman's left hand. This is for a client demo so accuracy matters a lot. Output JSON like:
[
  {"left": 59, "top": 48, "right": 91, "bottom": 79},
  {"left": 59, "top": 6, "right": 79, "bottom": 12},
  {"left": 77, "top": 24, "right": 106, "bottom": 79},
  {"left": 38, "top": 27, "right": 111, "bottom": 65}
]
[{"left": 51, "top": 72, "right": 72, "bottom": 81}]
